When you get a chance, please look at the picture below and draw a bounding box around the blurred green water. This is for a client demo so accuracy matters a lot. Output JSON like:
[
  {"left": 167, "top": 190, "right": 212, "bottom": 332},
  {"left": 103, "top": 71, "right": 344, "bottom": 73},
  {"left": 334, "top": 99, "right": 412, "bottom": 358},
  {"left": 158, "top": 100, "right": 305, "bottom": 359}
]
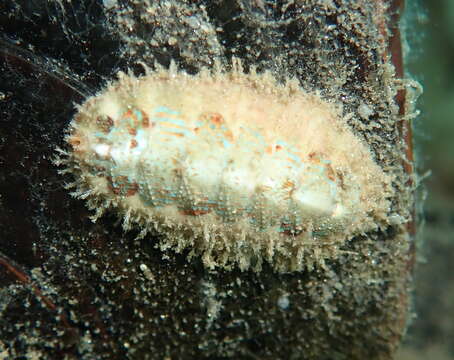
[{"left": 397, "top": 1, "right": 454, "bottom": 359}]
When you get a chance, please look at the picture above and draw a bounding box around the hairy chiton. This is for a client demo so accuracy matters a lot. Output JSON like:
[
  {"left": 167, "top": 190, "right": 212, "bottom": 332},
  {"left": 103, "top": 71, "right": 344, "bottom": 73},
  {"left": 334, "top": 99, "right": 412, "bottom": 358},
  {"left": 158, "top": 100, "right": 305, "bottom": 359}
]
[{"left": 57, "top": 63, "right": 393, "bottom": 272}]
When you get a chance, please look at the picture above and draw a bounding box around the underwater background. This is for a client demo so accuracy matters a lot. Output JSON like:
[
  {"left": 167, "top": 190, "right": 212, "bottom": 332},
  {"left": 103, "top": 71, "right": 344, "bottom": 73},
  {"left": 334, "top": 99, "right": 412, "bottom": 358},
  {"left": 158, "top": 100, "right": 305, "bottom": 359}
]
[{"left": 397, "top": 0, "right": 454, "bottom": 359}]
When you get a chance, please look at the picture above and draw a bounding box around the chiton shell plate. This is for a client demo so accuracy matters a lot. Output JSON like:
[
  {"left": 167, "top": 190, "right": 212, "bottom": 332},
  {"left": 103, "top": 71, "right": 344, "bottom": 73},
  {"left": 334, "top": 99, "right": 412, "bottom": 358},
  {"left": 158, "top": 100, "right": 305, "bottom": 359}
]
[{"left": 59, "top": 64, "right": 392, "bottom": 272}]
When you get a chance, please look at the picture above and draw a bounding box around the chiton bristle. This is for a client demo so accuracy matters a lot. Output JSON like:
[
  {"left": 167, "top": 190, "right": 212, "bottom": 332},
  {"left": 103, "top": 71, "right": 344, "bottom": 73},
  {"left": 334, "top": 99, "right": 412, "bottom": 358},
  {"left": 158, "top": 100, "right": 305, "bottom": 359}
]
[{"left": 58, "top": 64, "right": 393, "bottom": 272}]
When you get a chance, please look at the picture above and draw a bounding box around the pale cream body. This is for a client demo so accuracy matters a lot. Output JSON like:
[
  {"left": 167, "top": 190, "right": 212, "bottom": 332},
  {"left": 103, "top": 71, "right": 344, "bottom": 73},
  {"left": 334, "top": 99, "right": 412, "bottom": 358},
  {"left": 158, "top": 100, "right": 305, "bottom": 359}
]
[{"left": 64, "top": 66, "right": 392, "bottom": 272}]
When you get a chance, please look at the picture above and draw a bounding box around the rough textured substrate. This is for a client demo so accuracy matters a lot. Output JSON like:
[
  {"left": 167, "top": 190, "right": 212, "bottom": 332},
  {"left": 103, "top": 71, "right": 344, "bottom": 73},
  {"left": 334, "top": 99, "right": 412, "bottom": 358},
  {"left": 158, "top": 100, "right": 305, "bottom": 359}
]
[{"left": 0, "top": 1, "right": 415, "bottom": 359}]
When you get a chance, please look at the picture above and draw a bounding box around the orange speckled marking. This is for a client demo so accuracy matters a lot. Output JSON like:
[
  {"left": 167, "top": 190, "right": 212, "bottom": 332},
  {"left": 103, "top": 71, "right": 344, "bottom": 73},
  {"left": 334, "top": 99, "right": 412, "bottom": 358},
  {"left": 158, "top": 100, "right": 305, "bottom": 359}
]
[
  {"left": 96, "top": 115, "right": 114, "bottom": 133},
  {"left": 163, "top": 131, "right": 184, "bottom": 137},
  {"left": 326, "top": 165, "right": 336, "bottom": 182},
  {"left": 142, "top": 112, "right": 150, "bottom": 128},
  {"left": 68, "top": 137, "right": 81, "bottom": 147},
  {"left": 180, "top": 209, "right": 212, "bottom": 216},
  {"left": 107, "top": 176, "right": 138, "bottom": 197},
  {"left": 126, "top": 182, "right": 139, "bottom": 197},
  {"left": 280, "top": 223, "right": 304, "bottom": 237},
  {"left": 208, "top": 112, "right": 224, "bottom": 125}
]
